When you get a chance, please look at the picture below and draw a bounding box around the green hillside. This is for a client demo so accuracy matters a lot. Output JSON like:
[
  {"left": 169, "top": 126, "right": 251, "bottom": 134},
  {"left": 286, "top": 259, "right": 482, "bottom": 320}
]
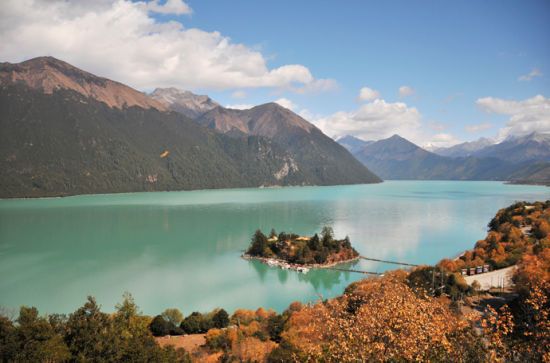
[
  {"left": 0, "top": 83, "right": 309, "bottom": 198},
  {"left": 198, "top": 103, "right": 382, "bottom": 186}
]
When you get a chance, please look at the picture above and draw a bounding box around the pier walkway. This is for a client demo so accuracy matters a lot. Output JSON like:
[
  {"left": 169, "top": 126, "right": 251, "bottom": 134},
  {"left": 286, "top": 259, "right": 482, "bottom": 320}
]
[
  {"left": 326, "top": 267, "right": 382, "bottom": 275},
  {"left": 359, "top": 256, "right": 419, "bottom": 267},
  {"left": 324, "top": 256, "right": 420, "bottom": 275}
]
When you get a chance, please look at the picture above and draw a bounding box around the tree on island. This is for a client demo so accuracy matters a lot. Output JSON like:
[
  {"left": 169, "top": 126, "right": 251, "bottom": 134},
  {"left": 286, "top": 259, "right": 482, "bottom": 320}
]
[
  {"left": 246, "top": 227, "right": 359, "bottom": 265},
  {"left": 248, "top": 229, "right": 268, "bottom": 257}
]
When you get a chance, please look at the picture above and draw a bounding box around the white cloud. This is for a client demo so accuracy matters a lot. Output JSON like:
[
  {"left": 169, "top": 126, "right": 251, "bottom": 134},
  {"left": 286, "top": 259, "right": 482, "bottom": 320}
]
[
  {"left": 0, "top": 0, "right": 330, "bottom": 92},
  {"left": 476, "top": 95, "right": 550, "bottom": 140},
  {"left": 315, "top": 99, "right": 423, "bottom": 142},
  {"left": 314, "top": 98, "right": 460, "bottom": 147},
  {"left": 398, "top": 85, "right": 417, "bottom": 99},
  {"left": 275, "top": 98, "right": 298, "bottom": 111},
  {"left": 146, "top": 0, "right": 192, "bottom": 15},
  {"left": 518, "top": 68, "right": 543, "bottom": 82},
  {"left": 425, "top": 133, "right": 461, "bottom": 148},
  {"left": 231, "top": 90, "right": 247, "bottom": 99},
  {"left": 356, "top": 87, "right": 381, "bottom": 102},
  {"left": 465, "top": 122, "right": 495, "bottom": 133},
  {"left": 225, "top": 104, "right": 253, "bottom": 110},
  {"left": 284, "top": 78, "right": 339, "bottom": 94}
]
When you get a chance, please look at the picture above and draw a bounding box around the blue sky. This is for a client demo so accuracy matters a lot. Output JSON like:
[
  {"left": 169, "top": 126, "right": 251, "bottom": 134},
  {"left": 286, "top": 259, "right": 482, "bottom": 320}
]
[{"left": 1, "top": 0, "right": 549, "bottom": 147}]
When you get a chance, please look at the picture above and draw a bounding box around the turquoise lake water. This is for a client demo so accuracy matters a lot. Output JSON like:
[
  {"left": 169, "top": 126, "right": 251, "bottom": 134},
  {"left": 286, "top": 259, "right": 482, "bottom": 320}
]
[{"left": 0, "top": 181, "right": 548, "bottom": 316}]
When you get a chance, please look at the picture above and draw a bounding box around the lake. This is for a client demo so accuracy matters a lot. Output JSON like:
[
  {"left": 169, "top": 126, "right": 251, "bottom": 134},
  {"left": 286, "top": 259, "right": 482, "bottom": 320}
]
[{"left": 0, "top": 181, "right": 548, "bottom": 316}]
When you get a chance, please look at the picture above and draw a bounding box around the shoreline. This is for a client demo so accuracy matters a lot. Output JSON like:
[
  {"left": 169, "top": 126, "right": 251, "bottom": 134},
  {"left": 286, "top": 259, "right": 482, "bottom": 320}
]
[
  {"left": 0, "top": 183, "right": 370, "bottom": 201},
  {"left": 241, "top": 253, "right": 361, "bottom": 269}
]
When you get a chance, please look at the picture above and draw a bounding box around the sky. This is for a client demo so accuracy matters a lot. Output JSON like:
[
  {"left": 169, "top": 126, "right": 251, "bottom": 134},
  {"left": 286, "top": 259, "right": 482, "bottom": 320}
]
[{"left": 1, "top": 0, "right": 549, "bottom": 148}]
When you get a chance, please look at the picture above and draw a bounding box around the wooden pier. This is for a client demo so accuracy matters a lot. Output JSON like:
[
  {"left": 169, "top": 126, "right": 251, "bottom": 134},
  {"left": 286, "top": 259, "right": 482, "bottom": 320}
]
[
  {"left": 359, "top": 256, "right": 419, "bottom": 267},
  {"left": 326, "top": 267, "right": 382, "bottom": 275}
]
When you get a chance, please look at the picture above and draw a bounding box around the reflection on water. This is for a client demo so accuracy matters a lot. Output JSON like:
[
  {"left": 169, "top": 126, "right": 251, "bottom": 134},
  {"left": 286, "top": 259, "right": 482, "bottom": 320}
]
[
  {"left": 248, "top": 259, "right": 361, "bottom": 292},
  {"left": 0, "top": 181, "right": 548, "bottom": 315}
]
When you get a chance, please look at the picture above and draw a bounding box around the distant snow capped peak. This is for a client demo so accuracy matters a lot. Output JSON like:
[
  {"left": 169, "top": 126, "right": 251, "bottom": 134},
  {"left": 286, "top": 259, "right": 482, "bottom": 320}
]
[{"left": 432, "top": 137, "right": 495, "bottom": 157}]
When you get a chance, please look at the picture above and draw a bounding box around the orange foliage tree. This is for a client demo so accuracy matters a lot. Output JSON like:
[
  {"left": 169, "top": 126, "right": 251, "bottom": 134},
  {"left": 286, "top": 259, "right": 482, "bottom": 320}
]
[{"left": 283, "top": 278, "right": 486, "bottom": 362}]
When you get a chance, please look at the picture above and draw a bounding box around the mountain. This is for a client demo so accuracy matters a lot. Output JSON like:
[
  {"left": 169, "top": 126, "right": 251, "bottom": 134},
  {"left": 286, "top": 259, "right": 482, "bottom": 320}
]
[
  {"left": 150, "top": 87, "right": 220, "bottom": 119},
  {"left": 433, "top": 137, "right": 494, "bottom": 157},
  {"left": 195, "top": 102, "right": 382, "bottom": 185},
  {"left": 337, "top": 135, "right": 373, "bottom": 154},
  {"left": 0, "top": 56, "right": 167, "bottom": 111},
  {"left": 346, "top": 134, "right": 528, "bottom": 181},
  {"left": 507, "top": 161, "right": 550, "bottom": 185},
  {"left": 473, "top": 132, "right": 550, "bottom": 163},
  {"left": 2, "top": 57, "right": 375, "bottom": 198}
]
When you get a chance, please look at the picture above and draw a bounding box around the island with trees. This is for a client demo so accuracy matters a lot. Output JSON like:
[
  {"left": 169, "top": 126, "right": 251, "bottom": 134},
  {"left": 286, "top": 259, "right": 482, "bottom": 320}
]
[{"left": 242, "top": 227, "right": 360, "bottom": 271}]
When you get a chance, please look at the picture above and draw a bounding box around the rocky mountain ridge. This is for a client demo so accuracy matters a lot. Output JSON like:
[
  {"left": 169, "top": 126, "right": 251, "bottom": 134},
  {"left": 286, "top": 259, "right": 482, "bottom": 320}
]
[
  {"left": 150, "top": 87, "right": 220, "bottom": 119},
  {"left": 0, "top": 57, "right": 167, "bottom": 111}
]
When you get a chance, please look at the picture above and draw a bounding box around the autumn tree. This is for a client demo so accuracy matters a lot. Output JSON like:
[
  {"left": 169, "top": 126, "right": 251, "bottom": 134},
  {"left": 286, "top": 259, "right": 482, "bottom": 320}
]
[{"left": 283, "top": 278, "right": 487, "bottom": 362}]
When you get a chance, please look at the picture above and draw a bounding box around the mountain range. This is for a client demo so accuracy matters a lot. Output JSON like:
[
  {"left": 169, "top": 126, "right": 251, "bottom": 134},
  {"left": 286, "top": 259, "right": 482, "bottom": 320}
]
[
  {"left": 339, "top": 134, "right": 550, "bottom": 184},
  {"left": 431, "top": 137, "right": 494, "bottom": 157},
  {"left": 0, "top": 57, "right": 380, "bottom": 198},
  {"left": 153, "top": 88, "right": 381, "bottom": 187}
]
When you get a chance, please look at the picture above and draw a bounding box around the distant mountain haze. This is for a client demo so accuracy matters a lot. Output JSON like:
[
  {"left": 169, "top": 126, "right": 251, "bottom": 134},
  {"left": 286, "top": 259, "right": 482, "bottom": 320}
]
[
  {"left": 473, "top": 132, "right": 550, "bottom": 163},
  {"left": 0, "top": 57, "right": 381, "bottom": 198},
  {"left": 337, "top": 135, "right": 373, "bottom": 155},
  {"left": 432, "top": 137, "right": 495, "bottom": 157},
  {"left": 340, "top": 134, "right": 550, "bottom": 184}
]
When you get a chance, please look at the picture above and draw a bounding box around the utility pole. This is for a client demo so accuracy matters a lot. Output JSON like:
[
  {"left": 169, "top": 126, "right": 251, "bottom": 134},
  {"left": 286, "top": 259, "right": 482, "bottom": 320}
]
[{"left": 432, "top": 267, "right": 435, "bottom": 296}]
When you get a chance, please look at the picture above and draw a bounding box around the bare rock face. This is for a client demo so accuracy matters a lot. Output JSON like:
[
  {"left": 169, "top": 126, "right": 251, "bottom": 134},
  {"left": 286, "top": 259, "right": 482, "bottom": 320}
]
[
  {"left": 0, "top": 56, "right": 167, "bottom": 111},
  {"left": 150, "top": 87, "right": 220, "bottom": 119}
]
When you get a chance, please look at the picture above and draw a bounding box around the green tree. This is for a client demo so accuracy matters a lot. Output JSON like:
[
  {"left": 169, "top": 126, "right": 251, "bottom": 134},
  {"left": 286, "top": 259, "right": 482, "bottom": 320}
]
[
  {"left": 308, "top": 233, "right": 321, "bottom": 251},
  {"left": 180, "top": 312, "right": 202, "bottom": 334},
  {"left": 14, "top": 306, "right": 71, "bottom": 362},
  {"left": 0, "top": 316, "right": 17, "bottom": 361},
  {"left": 315, "top": 248, "right": 329, "bottom": 264},
  {"left": 213, "top": 309, "right": 229, "bottom": 329},
  {"left": 162, "top": 308, "right": 183, "bottom": 326},
  {"left": 267, "top": 314, "right": 285, "bottom": 342},
  {"left": 65, "top": 296, "right": 121, "bottom": 360},
  {"left": 342, "top": 236, "right": 352, "bottom": 249},
  {"left": 115, "top": 291, "right": 140, "bottom": 322},
  {"left": 150, "top": 315, "right": 171, "bottom": 337},
  {"left": 321, "top": 226, "right": 334, "bottom": 248},
  {"left": 269, "top": 228, "right": 277, "bottom": 238},
  {"left": 248, "top": 229, "right": 268, "bottom": 257}
]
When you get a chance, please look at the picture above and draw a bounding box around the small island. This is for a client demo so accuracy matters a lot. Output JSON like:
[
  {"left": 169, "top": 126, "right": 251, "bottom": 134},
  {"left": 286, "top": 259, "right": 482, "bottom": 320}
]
[{"left": 242, "top": 227, "right": 360, "bottom": 272}]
